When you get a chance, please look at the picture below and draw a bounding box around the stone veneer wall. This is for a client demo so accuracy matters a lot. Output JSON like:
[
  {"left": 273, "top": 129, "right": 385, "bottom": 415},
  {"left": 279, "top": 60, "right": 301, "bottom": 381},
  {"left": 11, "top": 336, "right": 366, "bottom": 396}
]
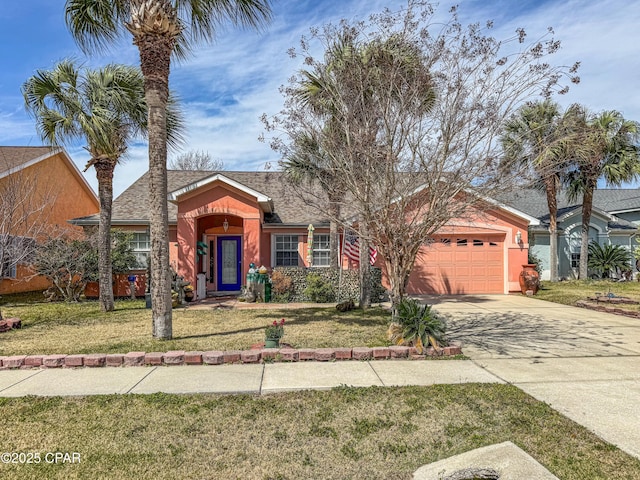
[{"left": 272, "top": 267, "right": 386, "bottom": 303}]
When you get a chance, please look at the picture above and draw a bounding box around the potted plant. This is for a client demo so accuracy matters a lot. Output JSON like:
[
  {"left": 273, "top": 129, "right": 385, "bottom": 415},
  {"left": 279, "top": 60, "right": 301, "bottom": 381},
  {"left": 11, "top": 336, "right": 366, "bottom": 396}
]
[{"left": 264, "top": 318, "right": 285, "bottom": 348}]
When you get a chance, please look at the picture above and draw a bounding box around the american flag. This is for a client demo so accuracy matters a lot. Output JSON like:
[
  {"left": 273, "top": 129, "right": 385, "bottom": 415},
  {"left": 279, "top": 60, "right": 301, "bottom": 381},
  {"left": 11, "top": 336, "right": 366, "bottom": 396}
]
[{"left": 344, "top": 233, "right": 377, "bottom": 265}]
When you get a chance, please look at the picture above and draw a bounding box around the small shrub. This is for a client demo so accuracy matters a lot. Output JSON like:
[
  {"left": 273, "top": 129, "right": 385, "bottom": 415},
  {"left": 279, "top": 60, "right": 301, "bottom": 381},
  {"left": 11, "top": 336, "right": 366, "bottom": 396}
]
[
  {"left": 388, "top": 298, "right": 447, "bottom": 352},
  {"left": 588, "top": 242, "right": 632, "bottom": 279},
  {"left": 271, "top": 270, "right": 293, "bottom": 295},
  {"left": 303, "top": 273, "right": 335, "bottom": 303}
]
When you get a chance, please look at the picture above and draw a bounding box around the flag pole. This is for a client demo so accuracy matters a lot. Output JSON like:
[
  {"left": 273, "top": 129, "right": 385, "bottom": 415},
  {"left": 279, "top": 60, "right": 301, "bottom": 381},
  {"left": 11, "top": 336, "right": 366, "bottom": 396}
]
[{"left": 338, "top": 226, "right": 347, "bottom": 302}]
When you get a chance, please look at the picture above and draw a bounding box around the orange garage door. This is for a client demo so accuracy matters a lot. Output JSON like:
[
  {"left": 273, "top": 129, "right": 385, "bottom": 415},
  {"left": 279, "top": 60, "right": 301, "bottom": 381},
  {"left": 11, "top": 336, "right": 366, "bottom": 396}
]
[{"left": 407, "top": 234, "right": 505, "bottom": 294}]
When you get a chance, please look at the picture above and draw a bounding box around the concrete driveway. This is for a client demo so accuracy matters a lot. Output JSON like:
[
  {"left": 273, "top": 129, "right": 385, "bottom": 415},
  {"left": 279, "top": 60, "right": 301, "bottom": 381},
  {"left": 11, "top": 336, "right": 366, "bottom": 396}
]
[{"left": 424, "top": 294, "right": 640, "bottom": 460}]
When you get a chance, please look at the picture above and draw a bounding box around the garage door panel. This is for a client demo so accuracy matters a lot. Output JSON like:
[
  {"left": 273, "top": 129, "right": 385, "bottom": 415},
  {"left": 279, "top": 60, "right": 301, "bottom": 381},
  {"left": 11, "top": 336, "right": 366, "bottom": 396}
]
[{"left": 408, "top": 234, "right": 505, "bottom": 294}]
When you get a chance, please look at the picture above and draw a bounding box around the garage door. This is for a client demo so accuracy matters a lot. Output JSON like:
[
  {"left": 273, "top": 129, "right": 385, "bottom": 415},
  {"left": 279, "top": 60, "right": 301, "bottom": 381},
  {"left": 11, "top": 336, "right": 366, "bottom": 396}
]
[{"left": 408, "top": 234, "right": 505, "bottom": 294}]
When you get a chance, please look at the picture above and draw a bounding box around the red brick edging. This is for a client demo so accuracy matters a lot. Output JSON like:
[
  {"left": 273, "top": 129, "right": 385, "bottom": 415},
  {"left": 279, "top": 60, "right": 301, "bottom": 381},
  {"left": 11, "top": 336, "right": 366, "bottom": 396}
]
[
  {"left": 0, "top": 343, "right": 462, "bottom": 370},
  {"left": 575, "top": 300, "right": 640, "bottom": 319}
]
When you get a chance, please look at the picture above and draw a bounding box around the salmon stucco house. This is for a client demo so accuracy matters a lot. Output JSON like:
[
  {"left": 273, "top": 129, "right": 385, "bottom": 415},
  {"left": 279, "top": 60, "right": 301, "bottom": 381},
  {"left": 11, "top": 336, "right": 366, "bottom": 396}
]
[
  {"left": 0, "top": 146, "right": 99, "bottom": 294},
  {"left": 71, "top": 169, "right": 538, "bottom": 297}
]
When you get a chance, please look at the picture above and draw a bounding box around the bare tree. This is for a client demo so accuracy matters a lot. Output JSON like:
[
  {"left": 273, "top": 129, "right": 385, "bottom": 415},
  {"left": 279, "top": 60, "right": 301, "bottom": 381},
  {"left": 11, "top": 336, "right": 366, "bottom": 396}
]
[
  {"left": 169, "top": 150, "right": 224, "bottom": 170},
  {"left": 263, "top": 1, "right": 579, "bottom": 310},
  {"left": 0, "top": 161, "right": 56, "bottom": 287}
]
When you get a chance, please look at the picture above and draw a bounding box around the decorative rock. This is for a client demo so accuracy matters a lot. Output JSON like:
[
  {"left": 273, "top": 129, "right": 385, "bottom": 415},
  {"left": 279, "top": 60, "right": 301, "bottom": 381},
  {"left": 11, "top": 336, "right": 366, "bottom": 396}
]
[
  {"left": 106, "top": 354, "right": 124, "bottom": 367},
  {"left": 279, "top": 348, "right": 299, "bottom": 362},
  {"left": 223, "top": 350, "right": 242, "bottom": 364},
  {"left": 203, "top": 351, "right": 224, "bottom": 365},
  {"left": 241, "top": 350, "right": 261, "bottom": 363},
  {"left": 144, "top": 352, "right": 163, "bottom": 366},
  {"left": 372, "top": 347, "right": 390, "bottom": 359},
  {"left": 163, "top": 350, "right": 185, "bottom": 365},
  {"left": 24, "top": 356, "right": 43, "bottom": 367},
  {"left": 298, "top": 348, "right": 316, "bottom": 361},
  {"left": 123, "top": 352, "right": 145, "bottom": 367},
  {"left": 43, "top": 354, "right": 67, "bottom": 368},
  {"left": 260, "top": 348, "right": 279, "bottom": 361},
  {"left": 389, "top": 346, "right": 410, "bottom": 358},
  {"left": 352, "top": 347, "right": 373, "bottom": 360},
  {"left": 84, "top": 354, "right": 106, "bottom": 367},
  {"left": 314, "top": 348, "right": 335, "bottom": 361},
  {"left": 4, "top": 355, "right": 27, "bottom": 369},
  {"left": 334, "top": 348, "right": 352, "bottom": 360},
  {"left": 184, "top": 351, "right": 203, "bottom": 365},
  {"left": 64, "top": 355, "right": 84, "bottom": 367}
]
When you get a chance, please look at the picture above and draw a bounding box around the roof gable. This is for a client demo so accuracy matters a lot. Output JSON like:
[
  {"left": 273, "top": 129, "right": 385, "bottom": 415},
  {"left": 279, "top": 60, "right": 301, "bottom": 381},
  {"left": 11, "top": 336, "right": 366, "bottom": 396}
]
[
  {"left": 0, "top": 146, "right": 98, "bottom": 205},
  {"left": 168, "top": 173, "right": 273, "bottom": 212}
]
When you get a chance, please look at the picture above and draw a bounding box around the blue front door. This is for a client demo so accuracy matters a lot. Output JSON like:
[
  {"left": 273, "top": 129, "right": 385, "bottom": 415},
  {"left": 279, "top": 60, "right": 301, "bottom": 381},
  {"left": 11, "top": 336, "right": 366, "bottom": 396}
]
[{"left": 217, "top": 236, "right": 242, "bottom": 291}]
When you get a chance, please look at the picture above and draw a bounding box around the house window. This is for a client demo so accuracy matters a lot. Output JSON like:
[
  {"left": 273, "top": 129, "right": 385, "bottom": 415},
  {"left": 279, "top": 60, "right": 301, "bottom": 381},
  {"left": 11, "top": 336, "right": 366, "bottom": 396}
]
[
  {"left": 130, "top": 232, "right": 150, "bottom": 269},
  {"left": 1, "top": 235, "right": 34, "bottom": 279},
  {"left": 313, "top": 234, "right": 331, "bottom": 267},
  {"left": 1, "top": 260, "right": 16, "bottom": 279},
  {"left": 571, "top": 253, "right": 580, "bottom": 269},
  {"left": 275, "top": 235, "right": 299, "bottom": 267},
  {"left": 456, "top": 239, "right": 468, "bottom": 246}
]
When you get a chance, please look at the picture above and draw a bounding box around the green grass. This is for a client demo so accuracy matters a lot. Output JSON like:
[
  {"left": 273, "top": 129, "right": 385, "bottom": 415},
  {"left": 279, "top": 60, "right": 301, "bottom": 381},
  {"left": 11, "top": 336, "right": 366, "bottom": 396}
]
[
  {"left": 536, "top": 279, "right": 640, "bottom": 313},
  {"left": 0, "top": 296, "right": 390, "bottom": 356},
  {"left": 0, "top": 384, "right": 638, "bottom": 480}
]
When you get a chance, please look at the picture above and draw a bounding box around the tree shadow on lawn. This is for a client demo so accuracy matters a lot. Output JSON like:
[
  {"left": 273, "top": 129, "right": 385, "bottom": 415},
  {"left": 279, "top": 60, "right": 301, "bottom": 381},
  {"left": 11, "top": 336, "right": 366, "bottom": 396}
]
[
  {"left": 249, "top": 307, "right": 389, "bottom": 327},
  {"left": 173, "top": 307, "right": 388, "bottom": 341},
  {"left": 446, "top": 311, "right": 585, "bottom": 356}
]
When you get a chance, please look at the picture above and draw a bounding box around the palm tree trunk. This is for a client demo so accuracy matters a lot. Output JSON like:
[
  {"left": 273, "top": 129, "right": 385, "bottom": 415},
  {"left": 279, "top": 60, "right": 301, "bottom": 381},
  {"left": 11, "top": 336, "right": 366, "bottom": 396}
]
[
  {"left": 135, "top": 33, "right": 173, "bottom": 339},
  {"left": 544, "top": 178, "right": 559, "bottom": 282},
  {"left": 580, "top": 180, "right": 596, "bottom": 280},
  {"left": 95, "top": 162, "right": 115, "bottom": 312},
  {"left": 329, "top": 199, "right": 340, "bottom": 269}
]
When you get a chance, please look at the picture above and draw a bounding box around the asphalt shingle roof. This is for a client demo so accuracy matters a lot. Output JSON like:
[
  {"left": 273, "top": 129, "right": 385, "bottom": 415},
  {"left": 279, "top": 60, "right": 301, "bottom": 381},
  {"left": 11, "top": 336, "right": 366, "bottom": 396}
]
[
  {"left": 0, "top": 146, "right": 56, "bottom": 174},
  {"left": 76, "top": 167, "right": 640, "bottom": 229},
  {"left": 92, "top": 170, "right": 332, "bottom": 226}
]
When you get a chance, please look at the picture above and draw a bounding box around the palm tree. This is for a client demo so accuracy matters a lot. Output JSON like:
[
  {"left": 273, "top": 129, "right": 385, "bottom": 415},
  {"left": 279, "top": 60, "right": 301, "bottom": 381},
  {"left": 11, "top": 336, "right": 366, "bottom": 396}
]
[
  {"left": 565, "top": 109, "right": 640, "bottom": 279},
  {"left": 65, "top": 0, "right": 272, "bottom": 339},
  {"left": 501, "top": 100, "right": 578, "bottom": 282},
  {"left": 23, "top": 61, "right": 148, "bottom": 312},
  {"left": 288, "top": 32, "right": 435, "bottom": 309}
]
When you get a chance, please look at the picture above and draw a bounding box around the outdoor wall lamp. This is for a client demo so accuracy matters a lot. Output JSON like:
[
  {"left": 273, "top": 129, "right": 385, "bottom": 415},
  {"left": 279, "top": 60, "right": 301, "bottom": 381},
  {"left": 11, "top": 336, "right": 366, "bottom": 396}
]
[
  {"left": 515, "top": 230, "right": 522, "bottom": 245},
  {"left": 223, "top": 217, "right": 229, "bottom": 232}
]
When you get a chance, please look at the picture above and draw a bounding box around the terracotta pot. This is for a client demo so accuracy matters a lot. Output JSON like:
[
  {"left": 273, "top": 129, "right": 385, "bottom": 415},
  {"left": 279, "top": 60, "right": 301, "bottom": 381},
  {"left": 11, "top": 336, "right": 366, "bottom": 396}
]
[{"left": 519, "top": 264, "right": 540, "bottom": 295}]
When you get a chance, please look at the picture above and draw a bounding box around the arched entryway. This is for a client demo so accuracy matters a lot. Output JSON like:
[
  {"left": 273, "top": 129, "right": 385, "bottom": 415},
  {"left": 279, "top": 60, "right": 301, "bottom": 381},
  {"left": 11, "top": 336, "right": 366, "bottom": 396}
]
[{"left": 197, "top": 214, "right": 244, "bottom": 293}]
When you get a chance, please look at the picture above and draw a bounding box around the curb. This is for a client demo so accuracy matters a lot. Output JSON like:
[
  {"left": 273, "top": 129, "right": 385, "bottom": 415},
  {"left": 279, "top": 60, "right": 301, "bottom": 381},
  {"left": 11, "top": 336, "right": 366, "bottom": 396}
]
[{"left": 0, "top": 343, "right": 462, "bottom": 370}]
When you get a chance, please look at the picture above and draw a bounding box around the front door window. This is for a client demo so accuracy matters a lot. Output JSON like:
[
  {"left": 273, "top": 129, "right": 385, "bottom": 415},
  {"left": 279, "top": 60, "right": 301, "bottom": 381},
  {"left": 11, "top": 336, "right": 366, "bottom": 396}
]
[{"left": 216, "top": 236, "right": 241, "bottom": 290}]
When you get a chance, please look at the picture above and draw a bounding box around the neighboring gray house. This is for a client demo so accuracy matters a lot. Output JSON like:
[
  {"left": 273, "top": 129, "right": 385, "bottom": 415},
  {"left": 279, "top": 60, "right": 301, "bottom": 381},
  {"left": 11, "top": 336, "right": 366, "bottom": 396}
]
[{"left": 502, "top": 189, "right": 640, "bottom": 280}]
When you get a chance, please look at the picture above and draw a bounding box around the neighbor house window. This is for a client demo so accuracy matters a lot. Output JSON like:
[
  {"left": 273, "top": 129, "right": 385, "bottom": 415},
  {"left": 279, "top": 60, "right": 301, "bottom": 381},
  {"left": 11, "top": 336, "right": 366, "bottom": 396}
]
[
  {"left": 130, "top": 232, "right": 150, "bottom": 269},
  {"left": 275, "top": 235, "right": 299, "bottom": 267},
  {"left": 312, "top": 234, "right": 331, "bottom": 267},
  {"left": 1, "top": 235, "right": 34, "bottom": 279},
  {"left": 571, "top": 253, "right": 580, "bottom": 269}
]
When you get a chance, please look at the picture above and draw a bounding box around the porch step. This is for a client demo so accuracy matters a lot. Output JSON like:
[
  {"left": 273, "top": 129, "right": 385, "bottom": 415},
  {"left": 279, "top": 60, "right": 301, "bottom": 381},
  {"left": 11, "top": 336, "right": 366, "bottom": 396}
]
[{"left": 206, "top": 291, "right": 241, "bottom": 298}]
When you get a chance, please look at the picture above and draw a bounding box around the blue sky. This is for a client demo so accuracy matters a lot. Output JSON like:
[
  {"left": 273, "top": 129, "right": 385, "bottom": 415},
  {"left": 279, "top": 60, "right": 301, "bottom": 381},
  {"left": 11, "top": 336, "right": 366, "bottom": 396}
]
[{"left": 1, "top": 0, "right": 639, "bottom": 197}]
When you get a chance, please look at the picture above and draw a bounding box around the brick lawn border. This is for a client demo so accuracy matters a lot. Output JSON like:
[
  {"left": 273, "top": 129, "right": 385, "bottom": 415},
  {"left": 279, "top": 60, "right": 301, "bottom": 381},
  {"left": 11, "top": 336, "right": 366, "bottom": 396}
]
[{"left": 0, "top": 343, "right": 462, "bottom": 370}]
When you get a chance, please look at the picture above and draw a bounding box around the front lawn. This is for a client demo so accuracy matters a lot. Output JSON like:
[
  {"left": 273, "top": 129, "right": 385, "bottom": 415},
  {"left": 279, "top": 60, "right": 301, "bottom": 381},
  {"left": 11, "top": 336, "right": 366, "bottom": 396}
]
[
  {"left": 0, "top": 297, "right": 390, "bottom": 356},
  {"left": 535, "top": 279, "right": 640, "bottom": 313},
  {"left": 1, "top": 384, "right": 639, "bottom": 480}
]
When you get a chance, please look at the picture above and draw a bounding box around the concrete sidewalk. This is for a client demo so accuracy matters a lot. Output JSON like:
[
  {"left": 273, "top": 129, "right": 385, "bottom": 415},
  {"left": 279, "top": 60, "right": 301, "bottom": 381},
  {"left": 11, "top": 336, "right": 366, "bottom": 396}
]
[{"left": 0, "top": 359, "right": 502, "bottom": 397}]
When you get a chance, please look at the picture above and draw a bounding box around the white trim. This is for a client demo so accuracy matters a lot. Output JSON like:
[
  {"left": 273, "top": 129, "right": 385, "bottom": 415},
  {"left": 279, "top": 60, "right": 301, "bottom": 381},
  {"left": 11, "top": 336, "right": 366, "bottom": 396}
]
[
  {"left": 610, "top": 208, "right": 640, "bottom": 215},
  {"left": 167, "top": 173, "right": 273, "bottom": 212}
]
